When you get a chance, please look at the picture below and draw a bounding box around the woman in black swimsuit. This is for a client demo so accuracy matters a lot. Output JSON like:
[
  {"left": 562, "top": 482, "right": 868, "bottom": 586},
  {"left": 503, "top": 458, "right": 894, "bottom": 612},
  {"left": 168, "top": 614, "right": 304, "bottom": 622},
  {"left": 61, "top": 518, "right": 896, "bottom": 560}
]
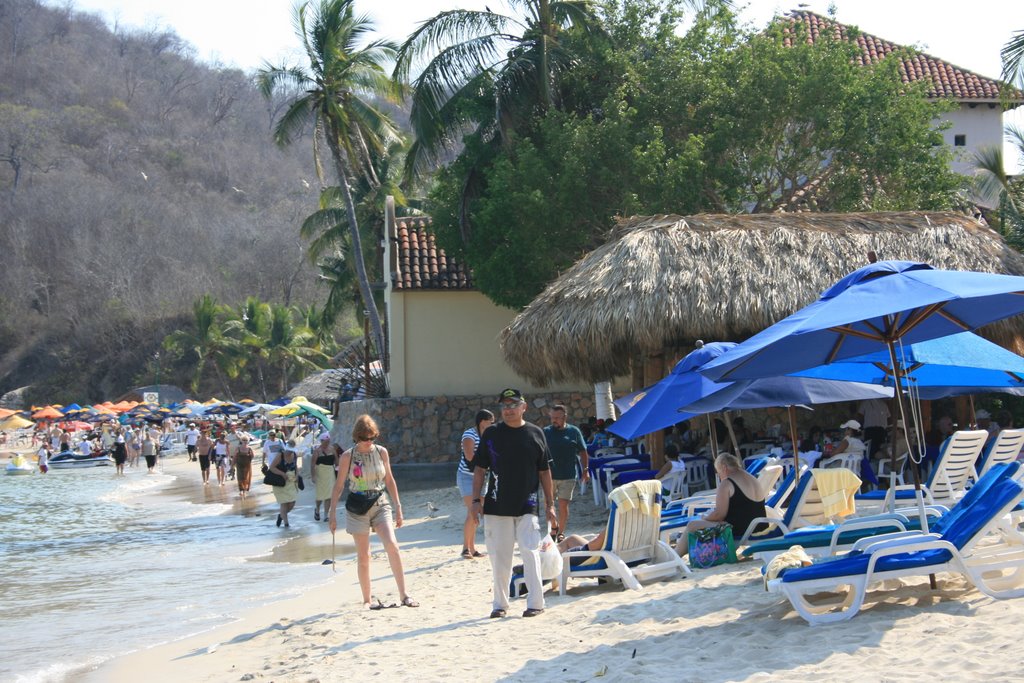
[{"left": 673, "top": 452, "right": 766, "bottom": 557}]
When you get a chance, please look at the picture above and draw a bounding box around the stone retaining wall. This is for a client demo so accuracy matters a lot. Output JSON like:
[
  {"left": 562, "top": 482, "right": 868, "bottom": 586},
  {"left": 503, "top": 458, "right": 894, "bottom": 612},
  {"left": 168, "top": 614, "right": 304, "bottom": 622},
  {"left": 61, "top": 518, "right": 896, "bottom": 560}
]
[
  {"left": 331, "top": 393, "right": 595, "bottom": 464},
  {"left": 330, "top": 394, "right": 872, "bottom": 464}
]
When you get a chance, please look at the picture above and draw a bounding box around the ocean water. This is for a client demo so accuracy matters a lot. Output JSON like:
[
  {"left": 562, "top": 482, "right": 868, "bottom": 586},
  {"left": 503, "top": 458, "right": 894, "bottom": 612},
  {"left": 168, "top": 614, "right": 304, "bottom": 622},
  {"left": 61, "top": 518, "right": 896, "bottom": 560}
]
[{"left": 0, "top": 458, "right": 332, "bottom": 683}]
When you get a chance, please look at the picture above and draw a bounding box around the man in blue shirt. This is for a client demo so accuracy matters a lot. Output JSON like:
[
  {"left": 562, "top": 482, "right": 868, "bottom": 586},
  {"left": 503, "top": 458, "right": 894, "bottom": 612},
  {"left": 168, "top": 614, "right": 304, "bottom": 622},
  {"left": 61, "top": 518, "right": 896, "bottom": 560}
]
[{"left": 543, "top": 404, "right": 589, "bottom": 540}]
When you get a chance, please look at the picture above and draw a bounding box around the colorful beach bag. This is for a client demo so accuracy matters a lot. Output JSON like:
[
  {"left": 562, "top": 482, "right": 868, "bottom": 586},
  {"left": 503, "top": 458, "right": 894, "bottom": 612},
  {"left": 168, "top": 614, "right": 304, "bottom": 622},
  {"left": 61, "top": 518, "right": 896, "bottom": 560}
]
[{"left": 687, "top": 524, "right": 738, "bottom": 568}]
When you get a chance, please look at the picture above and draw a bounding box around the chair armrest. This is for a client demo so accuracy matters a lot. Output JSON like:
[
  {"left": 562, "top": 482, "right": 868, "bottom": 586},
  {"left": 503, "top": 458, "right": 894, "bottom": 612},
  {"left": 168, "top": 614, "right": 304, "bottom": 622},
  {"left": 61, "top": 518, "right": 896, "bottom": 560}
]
[
  {"left": 854, "top": 531, "right": 942, "bottom": 554},
  {"left": 828, "top": 516, "right": 909, "bottom": 554}
]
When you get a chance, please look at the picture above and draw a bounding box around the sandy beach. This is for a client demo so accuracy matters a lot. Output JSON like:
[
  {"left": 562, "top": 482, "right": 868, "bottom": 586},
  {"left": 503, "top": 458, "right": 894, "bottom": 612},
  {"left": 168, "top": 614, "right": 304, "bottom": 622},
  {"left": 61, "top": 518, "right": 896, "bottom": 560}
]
[{"left": 72, "top": 455, "right": 1024, "bottom": 683}]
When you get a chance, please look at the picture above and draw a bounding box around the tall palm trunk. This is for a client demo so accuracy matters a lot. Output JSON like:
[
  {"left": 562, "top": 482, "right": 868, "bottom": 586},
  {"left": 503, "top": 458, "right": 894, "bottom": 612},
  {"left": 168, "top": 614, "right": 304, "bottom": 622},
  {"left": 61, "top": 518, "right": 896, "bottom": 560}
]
[
  {"left": 210, "top": 358, "right": 235, "bottom": 401},
  {"left": 326, "top": 128, "right": 387, "bottom": 366}
]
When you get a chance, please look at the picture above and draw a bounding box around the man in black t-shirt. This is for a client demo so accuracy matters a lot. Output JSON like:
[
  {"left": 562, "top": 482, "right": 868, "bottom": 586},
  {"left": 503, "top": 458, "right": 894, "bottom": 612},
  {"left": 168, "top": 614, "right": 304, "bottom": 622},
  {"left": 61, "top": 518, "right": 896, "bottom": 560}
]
[{"left": 472, "top": 388, "right": 557, "bottom": 619}]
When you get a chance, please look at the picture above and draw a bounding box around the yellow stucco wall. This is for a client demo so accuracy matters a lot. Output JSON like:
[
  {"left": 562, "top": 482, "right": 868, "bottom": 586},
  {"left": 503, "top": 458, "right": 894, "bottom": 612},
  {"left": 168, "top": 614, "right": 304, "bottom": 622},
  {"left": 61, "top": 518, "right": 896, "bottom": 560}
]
[{"left": 388, "top": 289, "right": 594, "bottom": 397}]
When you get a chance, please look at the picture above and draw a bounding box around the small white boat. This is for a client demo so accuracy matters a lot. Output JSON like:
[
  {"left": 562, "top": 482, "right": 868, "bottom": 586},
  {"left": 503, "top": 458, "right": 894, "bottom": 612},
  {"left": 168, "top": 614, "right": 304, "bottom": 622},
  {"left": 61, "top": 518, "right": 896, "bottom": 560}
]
[
  {"left": 5, "top": 453, "right": 34, "bottom": 475},
  {"left": 48, "top": 451, "right": 113, "bottom": 469}
]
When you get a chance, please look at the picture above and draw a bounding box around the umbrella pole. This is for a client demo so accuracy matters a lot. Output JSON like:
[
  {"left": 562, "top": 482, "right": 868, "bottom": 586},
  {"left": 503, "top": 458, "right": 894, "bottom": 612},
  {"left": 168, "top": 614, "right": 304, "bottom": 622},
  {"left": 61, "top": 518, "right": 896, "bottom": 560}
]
[
  {"left": 887, "top": 340, "right": 936, "bottom": 590},
  {"left": 969, "top": 394, "right": 977, "bottom": 426},
  {"left": 706, "top": 413, "right": 718, "bottom": 460},
  {"left": 788, "top": 405, "right": 803, "bottom": 473},
  {"left": 722, "top": 410, "right": 741, "bottom": 456}
]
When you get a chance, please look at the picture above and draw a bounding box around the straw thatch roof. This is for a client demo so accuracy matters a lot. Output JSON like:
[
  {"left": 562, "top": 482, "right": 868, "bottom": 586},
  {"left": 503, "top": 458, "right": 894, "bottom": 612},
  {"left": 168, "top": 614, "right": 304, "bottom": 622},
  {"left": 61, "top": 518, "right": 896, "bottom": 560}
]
[
  {"left": 500, "top": 212, "right": 1024, "bottom": 386},
  {"left": 287, "top": 370, "right": 340, "bottom": 404}
]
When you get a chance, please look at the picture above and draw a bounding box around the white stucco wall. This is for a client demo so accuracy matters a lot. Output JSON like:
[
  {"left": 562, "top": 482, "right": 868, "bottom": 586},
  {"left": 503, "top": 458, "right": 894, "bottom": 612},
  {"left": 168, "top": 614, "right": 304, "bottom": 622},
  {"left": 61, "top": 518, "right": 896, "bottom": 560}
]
[
  {"left": 940, "top": 103, "right": 1007, "bottom": 177},
  {"left": 387, "top": 288, "right": 599, "bottom": 397}
]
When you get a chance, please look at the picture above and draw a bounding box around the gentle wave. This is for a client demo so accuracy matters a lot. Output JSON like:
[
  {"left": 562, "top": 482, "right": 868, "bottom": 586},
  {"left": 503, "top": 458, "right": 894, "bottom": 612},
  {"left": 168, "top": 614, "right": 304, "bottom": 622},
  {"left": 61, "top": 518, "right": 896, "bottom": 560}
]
[{"left": 0, "top": 461, "right": 329, "bottom": 682}]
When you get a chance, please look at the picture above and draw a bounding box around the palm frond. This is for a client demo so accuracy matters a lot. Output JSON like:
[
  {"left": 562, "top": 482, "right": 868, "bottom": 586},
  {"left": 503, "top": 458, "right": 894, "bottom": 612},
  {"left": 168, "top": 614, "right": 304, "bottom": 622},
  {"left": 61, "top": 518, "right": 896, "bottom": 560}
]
[
  {"left": 1002, "top": 29, "right": 1024, "bottom": 87},
  {"left": 549, "top": 0, "right": 608, "bottom": 35},
  {"left": 272, "top": 96, "right": 316, "bottom": 147},
  {"left": 972, "top": 145, "right": 1010, "bottom": 199},
  {"left": 1007, "top": 123, "right": 1024, "bottom": 154},
  {"left": 394, "top": 9, "right": 517, "bottom": 82},
  {"left": 255, "top": 64, "right": 311, "bottom": 99}
]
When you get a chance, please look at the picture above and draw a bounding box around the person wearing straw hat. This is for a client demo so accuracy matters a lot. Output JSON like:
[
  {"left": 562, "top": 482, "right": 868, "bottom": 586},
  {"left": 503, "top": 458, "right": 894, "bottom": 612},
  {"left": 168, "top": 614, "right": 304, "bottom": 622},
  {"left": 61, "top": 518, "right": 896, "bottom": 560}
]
[
  {"left": 269, "top": 440, "right": 300, "bottom": 528},
  {"left": 975, "top": 409, "right": 999, "bottom": 439},
  {"left": 233, "top": 435, "right": 255, "bottom": 497}
]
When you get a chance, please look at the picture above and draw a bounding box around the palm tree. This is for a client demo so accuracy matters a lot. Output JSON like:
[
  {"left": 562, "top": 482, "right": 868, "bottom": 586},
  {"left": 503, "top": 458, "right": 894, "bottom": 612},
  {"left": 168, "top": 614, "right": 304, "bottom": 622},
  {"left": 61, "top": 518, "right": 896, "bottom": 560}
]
[
  {"left": 257, "top": 0, "right": 400, "bottom": 369},
  {"left": 973, "top": 127, "right": 1024, "bottom": 247},
  {"left": 1003, "top": 29, "right": 1024, "bottom": 87},
  {"left": 163, "top": 294, "right": 238, "bottom": 398},
  {"left": 223, "top": 297, "right": 273, "bottom": 401},
  {"left": 294, "top": 302, "right": 338, "bottom": 354},
  {"left": 265, "top": 304, "right": 326, "bottom": 395},
  {"left": 393, "top": 0, "right": 607, "bottom": 185}
]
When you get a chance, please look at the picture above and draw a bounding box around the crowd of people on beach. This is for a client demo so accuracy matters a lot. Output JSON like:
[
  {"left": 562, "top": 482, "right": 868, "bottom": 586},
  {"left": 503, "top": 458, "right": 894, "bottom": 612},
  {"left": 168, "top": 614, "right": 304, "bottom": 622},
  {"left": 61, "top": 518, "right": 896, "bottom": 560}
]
[{"left": 12, "top": 387, "right": 1012, "bottom": 624}]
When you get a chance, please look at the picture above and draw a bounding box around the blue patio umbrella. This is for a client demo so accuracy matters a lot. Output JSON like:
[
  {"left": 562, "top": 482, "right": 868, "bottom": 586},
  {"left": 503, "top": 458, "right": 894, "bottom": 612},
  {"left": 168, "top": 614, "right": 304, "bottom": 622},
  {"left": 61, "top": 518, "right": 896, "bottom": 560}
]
[
  {"left": 791, "top": 331, "right": 1024, "bottom": 400},
  {"left": 610, "top": 342, "right": 891, "bottom": 441},
  {"left": 700, "top": 260, "right": 1024, "bottom": 533},
  {"left": 205, "top": 402, "right": 245, "bottom": 416},
  {"left": 610, "top": 342, "right": 735, "bottom": 440},
  {"left": 701, "top": 261, "right": 1024, "bottom": 382}
]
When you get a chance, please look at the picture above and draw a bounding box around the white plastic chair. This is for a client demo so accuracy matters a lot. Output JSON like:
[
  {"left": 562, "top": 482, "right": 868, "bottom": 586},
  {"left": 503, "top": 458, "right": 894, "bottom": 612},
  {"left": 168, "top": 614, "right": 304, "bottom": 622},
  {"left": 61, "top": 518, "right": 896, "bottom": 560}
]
[
  {"left": 660, "top": 469, "right": 690, "bottom": 503},
  {"left": 820, "top": 451, "right": 862, "bottom": 472},
  {"left": 682, "top": 458, "right": 711, "bottom": 493},
  {"left": 876, "top": 451, "right": 909, "bottom": 487},
  {"left": 977, "top": 429, "right": 1024, "bottom": 479}
]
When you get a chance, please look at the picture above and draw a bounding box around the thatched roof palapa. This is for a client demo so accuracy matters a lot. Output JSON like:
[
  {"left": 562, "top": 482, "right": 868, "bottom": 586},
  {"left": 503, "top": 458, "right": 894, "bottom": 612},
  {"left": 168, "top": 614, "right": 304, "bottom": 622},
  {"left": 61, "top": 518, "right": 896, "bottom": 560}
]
[{"left": 500, "top": 212, "right": 1024, "bottom": 386}]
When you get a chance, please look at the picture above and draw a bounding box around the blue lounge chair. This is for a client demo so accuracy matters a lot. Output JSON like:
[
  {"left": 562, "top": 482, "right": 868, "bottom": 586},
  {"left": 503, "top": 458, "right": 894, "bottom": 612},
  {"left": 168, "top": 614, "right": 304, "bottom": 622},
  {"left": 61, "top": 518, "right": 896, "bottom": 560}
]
[
  {"left": 745, "top": 462, "right": 1021, "bottom": 565},
  {"left": 767, "top": 477, "right": 1024, "bottom": 624}
]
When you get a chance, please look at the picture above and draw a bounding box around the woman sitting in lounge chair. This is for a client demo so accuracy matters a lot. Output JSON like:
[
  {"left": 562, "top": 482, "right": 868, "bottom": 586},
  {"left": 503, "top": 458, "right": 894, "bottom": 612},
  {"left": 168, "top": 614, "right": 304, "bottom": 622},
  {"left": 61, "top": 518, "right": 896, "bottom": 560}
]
[{"left": 672, "top": 452, "right": 766, "bottom": 557}]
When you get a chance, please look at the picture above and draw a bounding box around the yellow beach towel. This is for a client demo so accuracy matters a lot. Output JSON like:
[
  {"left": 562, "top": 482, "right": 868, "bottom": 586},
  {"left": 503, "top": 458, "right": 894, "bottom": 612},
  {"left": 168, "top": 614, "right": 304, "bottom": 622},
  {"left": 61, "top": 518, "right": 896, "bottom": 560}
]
[
  {"left": 811, "top": 468, "right": 862, "bottom": 519},
  {"left": 608, "top": 479, "right": 662, "bottom": 515}
]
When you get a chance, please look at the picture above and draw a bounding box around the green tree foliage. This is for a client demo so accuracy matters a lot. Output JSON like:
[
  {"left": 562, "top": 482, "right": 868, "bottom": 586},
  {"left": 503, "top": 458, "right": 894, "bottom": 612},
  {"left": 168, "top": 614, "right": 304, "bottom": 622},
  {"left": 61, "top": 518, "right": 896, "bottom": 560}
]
[
  {"left": 264, "top": 303, "right": 326, "bottom": 395},
  {"left": 162, "top": 295, "right": 238, "bottom": 398},
  {"left": 164, "top": 295, "right": 331, "bottom": 401},
  {"left": 427, "top": 2, "right": 961, "bottom": 308},
  {"left": 0, "top": 1, "right": 337, "bottom": 401}
]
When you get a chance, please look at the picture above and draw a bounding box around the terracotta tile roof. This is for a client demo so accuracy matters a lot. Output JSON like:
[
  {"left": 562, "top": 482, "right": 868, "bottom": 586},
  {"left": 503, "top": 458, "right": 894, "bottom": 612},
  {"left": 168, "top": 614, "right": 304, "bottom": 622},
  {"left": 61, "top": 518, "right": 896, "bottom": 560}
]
[
  {"left": 391, "top": 216, "right": 475, "bottom": 290},
  {"left": 781, "top": 11, "right": 1022, "bottom": 102}
]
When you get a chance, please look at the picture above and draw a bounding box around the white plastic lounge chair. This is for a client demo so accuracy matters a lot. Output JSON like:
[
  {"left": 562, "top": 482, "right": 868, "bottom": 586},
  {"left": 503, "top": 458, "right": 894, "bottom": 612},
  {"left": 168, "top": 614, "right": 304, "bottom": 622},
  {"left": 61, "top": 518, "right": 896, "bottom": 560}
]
[
  {"left": 857, "top": 429, "right": 987, "bottom": 508},
  {"left": 767, "top": 477, "right": 1024, "bottom": 625},
  {"left": 561, "top": 480, "right": 690, "bottom": 594},
  {"left": 977, "top": 429, "right": 1024, "bottom": 479}
]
